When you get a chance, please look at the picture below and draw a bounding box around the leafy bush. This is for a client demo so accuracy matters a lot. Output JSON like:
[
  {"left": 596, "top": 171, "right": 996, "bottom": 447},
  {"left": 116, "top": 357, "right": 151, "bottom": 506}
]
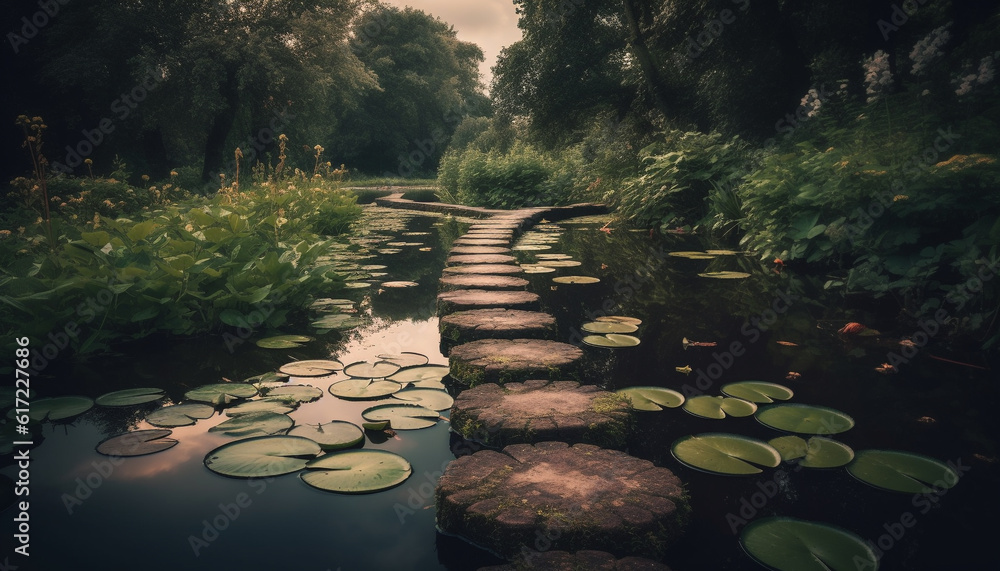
[{"left": 437, "top": 143, "right": 577, "bottom": 208}]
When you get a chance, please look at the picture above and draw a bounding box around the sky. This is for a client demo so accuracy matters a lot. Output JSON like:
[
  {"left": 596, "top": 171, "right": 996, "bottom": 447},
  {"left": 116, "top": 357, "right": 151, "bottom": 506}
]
[{"left": 382, "top": 0, "right": 523, "bottom": 90}]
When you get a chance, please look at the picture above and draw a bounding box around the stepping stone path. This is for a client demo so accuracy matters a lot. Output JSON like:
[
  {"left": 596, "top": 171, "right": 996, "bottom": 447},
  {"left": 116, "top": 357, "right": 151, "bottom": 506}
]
[
  {"left": 440, "top": 308, "right": 556, "bottom": 341},
  {"left": 435, "top": 441, "right": 689, "bottom": 560},
  {"left": 450, "top": 380, "right": 633, "bottom": 448},
  {"left": 371, "top": 196, "right": 686, "bottom": 566}
]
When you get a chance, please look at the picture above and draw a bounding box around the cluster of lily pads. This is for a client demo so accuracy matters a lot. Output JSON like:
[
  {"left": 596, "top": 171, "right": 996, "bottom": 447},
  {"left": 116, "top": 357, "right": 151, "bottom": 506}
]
[
  {"left": 616, "top": 380, "right": 960, "bottom": 570},
  {"left": 580, "top": 316, "right": 643, "bottom": 348},
  {"left": 668, "top": 249, "right": 752, "bottom": 280}
]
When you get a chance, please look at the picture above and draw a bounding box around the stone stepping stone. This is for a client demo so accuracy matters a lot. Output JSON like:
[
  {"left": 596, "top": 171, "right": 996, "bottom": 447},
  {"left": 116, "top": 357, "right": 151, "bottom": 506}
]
[
  {"left": 466, "top": 228, "right": 515, "bottom": 235},
  {"left": 454, "top": 238, "right": 512, "bottom": 246},
  {"left": 447, "top": 254, "right": 517, "bottom": 266},
  {"left": 470, "top": 223, "right": 520, "bottom": 232},
  {"left": 449, "top": 246, "right": 513, "bottom": 255},
  {"left": 438, "top": 290, "right": 540, "bottom": 313},
  {"left": 440, "top": 308, "right": 556, "bottom": 341},
  {"left": 436, "top": 441, "right": 688, "bottom": 560},
  {"left": 451, "top": 380, "right": 632, "bottom": 448},
  {"left": 479, "top": 550, "right": 673, "bottom": 571},
  {"left": 439, "top": 275, "right": 530, "bottom": 291},
  {"left": 442, "top": 264, "right": 523, "bottom": 275},
  {"left": 449, "top": 339, "right": 582, "bottom": 386}
]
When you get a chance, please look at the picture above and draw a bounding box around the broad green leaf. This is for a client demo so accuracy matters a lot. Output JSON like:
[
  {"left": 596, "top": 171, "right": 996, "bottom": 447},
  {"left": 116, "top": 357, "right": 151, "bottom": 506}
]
[
  {"left": 362, "top": 403, "right": 440, "bottom": 430},
  {"left": 95, "top": 388, "right": 166, "bottom": 407},
  {"left": 300, "top": 450, "right": 412, "bottom": 493},
  {"left": 288, "top": 421, "right": 365, "bottom": 450},
  {"left": 769, "top": 436, "right": 855, "bottom": 468},
  {"left": 256, "top": 334, "right": 313, "bottom": 349},
  {"left": 390, "top": 388, "right": 454, "bottom": 411},
  {"left": 30, "top": 396, "right": 94, "bottom": 422},
  {"left": 184, "top": 383, "right": 258, "bottom": 405},
  {"left": 582, "top": 334, "right": 641, "bottom": 348},
  {"left": 224, "top": 397, "right": 297, "bottom": 417},
  {"left": 376, "top": 352, "right": 429, "bottom": 368},
  {"left": 267, "top": 385, "right": 323, "bottom": 403},
  {"left": 683, "top": 395, "right": 757, "bottom": 419},
  {"left": 721, "top": 381, "right": 794, "bottom": 404},
  {"left": 96, "top": 429, "right": 177, "bottom": 457},
  {"left": 756, "top": 404, "right": 855, "bottom": 435},
  {"left": 582, "top": 321, "right": 638, "bottom": 334},
  {"left": 311, "top": 314, "right": 362, "bottom": 330},
  {"left": 343, "top": 360, "right": 401, "bottom": 379},
  {"left": 146, "top": 403, "right": 215, "bottom": 427},
  {"left": 388, "top": 365, "right": 450, "bottom": 387},
  {"left": 741, "top": 517, "right": 878, "bottom": 571},
  {"left": 617, "top": 387, "right": 685, "bottom": 411},
  {"left": 279, "top": 359, "right": 343, "bottom": 377},
  {"left": 847, "top": 450, "right": 960, "bottom": 493},
  {"left": 698, "top": 271, "right": 752, "bottom": 279},
  {"left": 552, "top": 276, "right": 600, "bottom": 284},
  {"left": 127, "top": 220, "right": 158, "bottom": 242},
  {"left": 209, "top": 411, "right": 294, "bottom": 437},
  {"left": 671, "top": 433, "right": 781, "bottom": 475},
  {"left": 203, "top": 435, "right": 320, "bottom": 478},
  {"left": 329, "top": 379, "right": 403, "bottom": 400}
]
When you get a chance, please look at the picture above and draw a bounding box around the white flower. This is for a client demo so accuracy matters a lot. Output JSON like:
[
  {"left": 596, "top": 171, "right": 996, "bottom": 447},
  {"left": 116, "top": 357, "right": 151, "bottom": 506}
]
[
  {"left": 909, "top": 24, "right": 951, "bottom": 75},
  {"left": 799, "top": 88, "right": 823, "bottom": 118},
  {"left": 863, "top": 50, "right": 893, "bottom": 103}
]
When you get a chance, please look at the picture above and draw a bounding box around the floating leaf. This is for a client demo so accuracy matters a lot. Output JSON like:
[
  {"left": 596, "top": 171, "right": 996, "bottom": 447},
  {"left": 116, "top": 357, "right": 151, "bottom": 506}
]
[
  {"left": 184, "top": 383, "right": 258, "bottom": 405},
  {"left": 756, "top": 404, "right": 855, "bottom": 435},
  {"left": 311, "top": 314, "right": 362, "bottom": 330},
  {"left": 329, "top": 379, "right": 403, "bottom": 400},
  {"left": 388, "top": 365, "right": 450, "bottom": 387},
  {"left": 95, "top": 387, "right": 166, "bottom": 407},
  {"left": 279, "top": 359, "right": 343, "bottom": 377},
  {"left": 267, "top": 385, "right": 323, "bottom": 403},
  {"left": 740, "top": 517, "right": 879, "bottom": 571},
  {"left": 29, "top": 396, "right": 94, "bottom": 422},
  {"left": 846, "top": 450, "right": 960, "bottom": 494},
  {"left": 300, "top": 450, "right": 412, "bottom": 493},
  {"left": 705, "top": 249, "right": 740, "bottom": 255},
  {"left": 582, "top": 334, "right": 641, "bottom": 348},
  {"left": 669, "top": 251, "right": 716, "bottom": 259},
  {"left": 535, "top": 260, "right": 582, "bottom": 268},
  {"left": 534, "top": 253, "right": 573, "bottom": 260},
  {"left": 146, "top": 403, "right": 215, "bottom": 427},
  {"left": 671, "top": 433, "right": 781, "bottom": 475},
  {"left": 377, "top": 352, "right": 429, "bottom": 369},
  {"left": 617, "top": 387, "right": 685, "bottom": 411},
  {"left": 513, "top": 244, "right": 552, "bottom": 251},
  {"left": 209, "top": 412, "right": 295, "bottom": 437},
  {"left": 768, "top": 436, "right": 855, "bottom": 468},
  {"left": 204, "top": 435, "right": 320, "bottom": 478},
  {"left": 721, "top": 381, "right": 794, "bottom": 404},
  {"left": 362, "top": 421, "right": 390, "bottom": 431},
  {"left": 683, "top": 395, "right": 757, "bottom": 419},
  {"left": 391, "top": 388, "right": 455, "bottom": 411},
  {"left": 698, "top": 271, "right": 752, "bottom": 279},
  {"left": 96, "top": 429, "right": 178, "bottom": 457},
  {"left": 595, "top": 316, "right": 642, "bottom": 326},
  {"left": 552, "top": 276, "right": 600, "bottom": 284},
  {"left": 381, "top": 281, "right": 419, "bottom": 288},
  {"left": 224, "top": 397, "right": 298, "bottom": 417},
  {"left": 288, "top": 421, "right": 365, "bottom": 450},
  {"left": 362, "top": 403, "right": 440, "bottom": 430},
  {"left": 582, "top": 321, "right": 638, "bottom": 334},
  {"left": 244, "top": 371, "right": 289, "bottom": 384},
  {"left": 255, "top": 334, "right": 314, "bottom": 349},
  {"left": 343, "top": 360, "right": 402, "bottom": 379},
  {"left": 520, "top": 264, "right": 556, "bottom": 274}
]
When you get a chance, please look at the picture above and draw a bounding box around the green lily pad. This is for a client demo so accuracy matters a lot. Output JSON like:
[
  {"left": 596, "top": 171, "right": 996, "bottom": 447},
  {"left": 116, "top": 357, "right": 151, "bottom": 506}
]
[
  {"left": 846, "top": 450, "right": 960, "bottom": 494},
  {"left": 267, "top": 385, "right": 323, "bottom": 403},
  {"left": 329, "top": 378, "right": 403, "bottom": 400},
  {"left": 146, "top": 403, "right": 215, "bottom": 427},
  {"left": 388, "top": 365, "right": 450, "bottom": 387},
  {"left": 311, "top": 314, "right": 363, "bottom": 330},
  {"left": 740, "top": 517, "right": 879, "bottom": 571},
  {"left": 520, "top": 264, "right": 557, "bottom": 274},
  {"left": 256, "top": 334, "right": 314, "bottom": 349},
  {"left": 699, "top": 271, "right": 752, "bottom": 279},
  {"left": 706, "top": 249, "right": 741, "bottom": 255},
  {"left": 209, "top": 412, "right": 295, "bottom": 437},
  {"left": 721, "top": 381, "right": 794, "bottom": 404},
  {"left": 582, "top": 334, "right": 641, "bottom": 348},
  {"left": 362, "top": 403, "right": 440, "bottom": 430},
  {"left": 95, "top": 388, "right": 166, "bottom": 407},
  {"left": 343, "top": 360, "right": 402, "bottom": 379},
  {"left": 769, "top": 436, "right": 855, "bottom": 468},
  {"left": 204, "top": 435, "right": 320, "bottom": 478},
  {"left": 581, "top": 321, "right": 639, "bottom": 334},
  {"left": 224, "top": 397, "right": 298, "bottom": 417},
  {"left": 381, "top": 281, "right": 419, "bottom": 288},
  {"left": 184, "top": 383, "right": 258, "bottom": 406},
  {"left": 343, "top": 281, "right": 372, "bottom": 289},
  {"left": 535, "top": 260, "right": 582, "bottom": 268},
  {"left": 595, "top": 316, "right": 643, "bottom": 326},
  {"left": 756, "top": 404, "right": 855, "bottom": 435},
  {"left": 535, "top": 253, "right": 573, "bottom": 260},
  {"left": 683, "top": 395, "right": 758, "bottom": 419},
  {"left": 552, "top": 276, "right": 600, "bottom": 284},
  {"left": 671, "top": 433, "right": 781, "bottom": 475},
  {"left": 391, "top": 388, "right": 455, "bottom": 411},
  {"left": 362, "top": 420, "right": 390, "bottom": 431},
  {"left": 243, "top": 371, "right": 290, "bottom": 384},
  {"left": 513, "top": 244, "right": 552, "bottom": 251},
  {"left": 288, "top": 421, "right": 365, "bottom": 450},
  {"left": 96, "top": 429, "right": 178, "bottom": 457},
  {"left": 279, "top": 359, "right": 343, "bottom": 377},
  {"left": 617, "top": 387, "right": 685, "bottom": 411},
  {"left": 669, "top": 251, "right": 716, "bottom": 259},
  {"left": 30, "top": 396, "right": 94, "bottom": 422},
  {"left": 300, "top": 449, "right": 412, "bottom": 493},
  {"left": 377, "top": 352, "right": 429, "bottom": 369}
]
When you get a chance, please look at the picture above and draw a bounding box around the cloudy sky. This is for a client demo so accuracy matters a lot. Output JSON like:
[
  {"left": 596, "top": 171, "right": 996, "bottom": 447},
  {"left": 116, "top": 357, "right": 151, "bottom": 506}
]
[{"left": 382, "top": 0, "right": 523, "bottom": 89}]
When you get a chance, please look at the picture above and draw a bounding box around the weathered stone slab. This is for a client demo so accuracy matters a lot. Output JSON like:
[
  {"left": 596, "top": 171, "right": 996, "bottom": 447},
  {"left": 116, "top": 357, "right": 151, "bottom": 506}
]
[
  {"left": 440, "top": 308, "right": 556, "bottom": 341},
  {"left": 479, "top": 550, "right": 673, "bottom": 571},
  {"left": 449, "top": 246, "right": 513, "bottom": 255},
  {"left": 437, "top": 290, "right": 540, "bottom": 313},
  {"left": 451, "top": 380, "right": 633, "bottom": 448},
  {"left": 454, "top": 238, "right": 512, "bottom": 246},
  {"left": 448, "top": 339, "right": 583, "bottom": 386},
  {"left": 442, "top": 264, "right": 523, "bottom": 275},
  {"left": 436, "top": 441, "right": 688, "bottom": 559},
  {"left": 439, "top": 275, "right": 530, "bottom": 291},
  {"left": 446, "top": 254, "right": 518, "bottom": 266}
]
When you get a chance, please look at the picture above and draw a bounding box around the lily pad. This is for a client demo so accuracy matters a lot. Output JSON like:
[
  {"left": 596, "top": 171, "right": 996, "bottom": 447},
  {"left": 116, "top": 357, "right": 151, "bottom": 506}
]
[
  {"left": 146, "top": 403, "right": 215, "bottom": 427},
  {"left": 267, "top": 385, "right": 323, "bottom": 403},
  {"left": 520, "top": 264, "right": 557, "bottom": 274},
  {"left": 279, "top": 359, "right": 343, "bottom": 377},
  {"left": 311, "top": 314, "right": 363, "bottom": 330},
  {"left": 756, "top": 404, "right": 855, "bottom": 435},
  {"left": 671, "top": 433, "right": 781, "bottom": 475},
  {"left": 616, "top": 387, "right": 685, "bottom": 411},
  {"left": 343, "top": 360, "right": 402, "bottom": 379},
  {"left": 204, "top": 435, "right": 320, "bottom": 478},
  {"left": 513, "top": 244, "right": 552, "bottom": 251},
  {"left": 683, "top": 395, "right": 758, "bottom": 419},
  {"left": 30, "top": 396, "right": 94, "bottom": 421},
  {"left": 698, "top": 271, "right": 752, "bottom": 279},
  {"left": 535, "top": 260, "right": 582, "bottom": 268},
  {"left": 552, "top": 276, "right": 600, "bottom": 284},
  {"left": 377, "top": 352, "right": 429, "bottom": 369},
  {"left": 846, "top": 450, "right": 960, "bottom": 494},
  {"left": 96, "top": 429, "right": 178, "bottom": 457},
  {"left": 256, "top": 334, "right": 314, "bottom": 349},
  {"left": 582, "top": 334, "right": 641, "bottom": 348},
  {"left": 595, "top": 316, "right": 642, "bottom": 326},
  {"left": 391, "top": 388, "right": 455, "bottom": 411},
  {"left": 362, "top": 403, "right": 440, "bottom": 430},
  {"left": 534, "top": 253, "right": 573, "bottom": 260},
  {"left": 768, "top": 436, "right": 855, "bottom": 468},
  {"left": 288, "top": 421, "right": 365, "bottom": 450},
  {"left": 581, "top": 321, "right": 639, "bottom": 334},
  {"left": 209, "top": 412, "right": 295, "bottom": 437},
  {"left": 388, "top": 365, "right": 450, "bottom": 387},
  {"left": 740, "top": 517, "right": 879, "bottom": 571},
  {"left": 300, "top": 449, "right": 412, "bottom": 493},
  {"left": 95, "top": 388, "right": 166, "bottom": 407},
  {"left": 184, "top": 383, "right": 258, "bottom": 406},
  {"left": 381, "top": 281, "right": 419, "bottom": 288},
  {"left": 224, "top": 397, "right": 298, "bottom": 417},
  {"left": 721, "top": 381, "right": 794, "bottom": 404},
  {"left": 328, "top": 378, "right": 403, "bottom": 400},
  {"left": 669, "top": 251, "right": 716, "bottom": 259}
]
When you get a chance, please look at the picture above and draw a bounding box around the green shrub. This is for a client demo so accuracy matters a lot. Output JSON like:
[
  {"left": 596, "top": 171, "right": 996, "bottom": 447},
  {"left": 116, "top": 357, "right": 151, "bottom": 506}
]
[{"left": 437, "top": 143, "right": 576, "bottom": 208}]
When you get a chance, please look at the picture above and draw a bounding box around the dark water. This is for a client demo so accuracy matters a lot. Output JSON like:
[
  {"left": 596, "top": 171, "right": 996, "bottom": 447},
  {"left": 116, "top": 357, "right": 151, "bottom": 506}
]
[{"left": 3, "top": 209, "right": 997, "bottom": 570}]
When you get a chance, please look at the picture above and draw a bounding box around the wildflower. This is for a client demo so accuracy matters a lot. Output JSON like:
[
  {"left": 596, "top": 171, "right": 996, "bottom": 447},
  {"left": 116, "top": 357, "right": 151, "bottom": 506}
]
[
  {"left": 84, "top": 158, "right": 93, "bottom": 165},
  {"left": 799, "top": 88, "right": 823, "bottom": 118},
  {"left": 954, "top": 56, "right": 995, "bottom": 96},
  {"left": 863, "top": 50, "right": 893, "bottom": 103},
  {"left": 909, "top": 24, "right": 951, "bottom": 75},
  {"left": 170, "top": 170, "right": 178, "bottom": 177},
  {"left": 142, "top": 174, "right": 150, "bottom": 182},
  {"left": 0, "top": 230, "right": 11, "bottom": 239},
  {"left": 785, "top": 372, "right": 801, "bottom": 380},
  {"left": 893, "top": 195, "right": 909, "bottom": 202}
]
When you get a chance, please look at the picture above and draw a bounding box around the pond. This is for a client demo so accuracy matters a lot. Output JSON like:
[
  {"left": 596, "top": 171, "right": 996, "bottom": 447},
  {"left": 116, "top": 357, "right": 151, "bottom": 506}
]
[{"left": 3, "top": 206, "right": 996, "bottom": 570}]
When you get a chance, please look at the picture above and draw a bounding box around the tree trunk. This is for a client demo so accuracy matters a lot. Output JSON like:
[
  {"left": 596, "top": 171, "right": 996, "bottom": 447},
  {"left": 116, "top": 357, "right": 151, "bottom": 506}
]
[
  {"left": 622, "top": 0, "right": 672, "bottom": 119},
  {"left": 200, "top": 67, "right": 240, "bottom": 184}
]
